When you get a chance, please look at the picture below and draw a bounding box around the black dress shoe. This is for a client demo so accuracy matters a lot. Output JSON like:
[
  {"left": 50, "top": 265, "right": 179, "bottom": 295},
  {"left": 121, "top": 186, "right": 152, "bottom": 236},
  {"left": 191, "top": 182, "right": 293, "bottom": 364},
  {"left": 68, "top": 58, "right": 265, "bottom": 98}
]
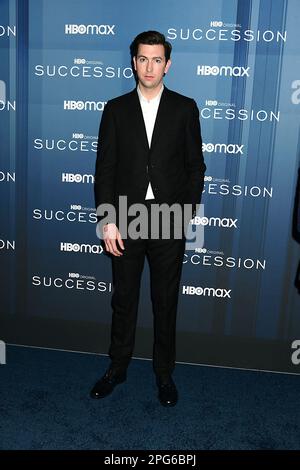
[
  {"left": 157, "top": 376, "right": 178, "bottom": 407},
  {"left": 90, "top": 368, "right": 126, "bottom": 399}
]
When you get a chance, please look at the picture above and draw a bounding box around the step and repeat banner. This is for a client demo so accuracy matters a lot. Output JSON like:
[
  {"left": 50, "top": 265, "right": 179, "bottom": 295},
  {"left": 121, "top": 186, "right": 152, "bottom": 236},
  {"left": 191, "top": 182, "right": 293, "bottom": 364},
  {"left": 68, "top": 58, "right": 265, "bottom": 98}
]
[{"left": 1, "top": 0, "right": 300, "bottom": 373}]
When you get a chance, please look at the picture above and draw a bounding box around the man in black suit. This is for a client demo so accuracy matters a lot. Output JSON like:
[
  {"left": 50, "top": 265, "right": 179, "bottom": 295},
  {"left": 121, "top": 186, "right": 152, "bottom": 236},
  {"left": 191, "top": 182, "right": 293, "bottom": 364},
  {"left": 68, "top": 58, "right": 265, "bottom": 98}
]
[{"left": 91, "top": 31, "right": 206, "bottom": 406}]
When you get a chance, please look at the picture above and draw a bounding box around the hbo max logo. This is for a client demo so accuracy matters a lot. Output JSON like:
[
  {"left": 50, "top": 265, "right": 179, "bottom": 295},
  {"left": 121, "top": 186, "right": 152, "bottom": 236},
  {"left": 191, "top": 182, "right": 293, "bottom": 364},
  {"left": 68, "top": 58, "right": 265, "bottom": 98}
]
[
  {"left": 60, "top": 242, "right": 103, "bottom": 254},
  {"left": 197, "top": 65, "right": 250, "bottom": 77},
  {"left": 62, "top": 173, "right": 94, "bottom": 184},
  {"left": 65, "top": 24, "right": 115, "bottom": 35},
  {"left": 210, "top": 21, "right": 223, "bottom": 27},
  {"left": 205, "top": 100, "right": 218, "bottom": 106},
  {"left": 202, "top": 143, "right": 244, "bottom": 155},
  {"left": 182, "top": 285, "right": 231, "bottom": 298},
  {"left": 69, "top": 272, "right": 80, "bottom": 278},
  {"left": 64, "top": 100, "right": 107, "bottom": 111}
]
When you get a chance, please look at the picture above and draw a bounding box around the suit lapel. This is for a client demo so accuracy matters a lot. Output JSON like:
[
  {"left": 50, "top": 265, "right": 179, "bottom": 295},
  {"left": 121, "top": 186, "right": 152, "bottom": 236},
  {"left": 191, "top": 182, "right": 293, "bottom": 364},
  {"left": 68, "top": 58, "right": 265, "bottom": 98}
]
[
  {"left": 150, "top": 87, "right": 170, "bottom": 150},
  {"left": 130, "top": 89, "right": 150, "bottom": 151}
]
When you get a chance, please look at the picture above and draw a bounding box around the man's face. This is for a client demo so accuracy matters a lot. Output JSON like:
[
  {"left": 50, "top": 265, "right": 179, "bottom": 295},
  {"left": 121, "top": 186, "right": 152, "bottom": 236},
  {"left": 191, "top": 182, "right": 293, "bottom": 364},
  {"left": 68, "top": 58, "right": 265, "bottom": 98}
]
[{"left": 133, "top": 43, "right": 171, "bottom": 91}]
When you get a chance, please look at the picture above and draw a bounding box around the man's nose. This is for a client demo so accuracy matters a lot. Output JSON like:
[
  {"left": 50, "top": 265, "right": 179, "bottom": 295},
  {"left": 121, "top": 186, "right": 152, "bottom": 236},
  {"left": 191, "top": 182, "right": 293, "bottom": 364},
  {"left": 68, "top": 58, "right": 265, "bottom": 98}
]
[{"left": 146, "top": 60, "right": 153, "bottom": 72}]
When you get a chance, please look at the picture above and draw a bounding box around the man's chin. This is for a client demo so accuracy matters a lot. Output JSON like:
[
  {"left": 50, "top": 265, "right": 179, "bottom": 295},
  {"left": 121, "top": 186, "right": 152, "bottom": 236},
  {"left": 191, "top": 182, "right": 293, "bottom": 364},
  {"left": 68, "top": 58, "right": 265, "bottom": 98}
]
[{"left": 141, "top": 82, "right": 157, "bottom": 89}]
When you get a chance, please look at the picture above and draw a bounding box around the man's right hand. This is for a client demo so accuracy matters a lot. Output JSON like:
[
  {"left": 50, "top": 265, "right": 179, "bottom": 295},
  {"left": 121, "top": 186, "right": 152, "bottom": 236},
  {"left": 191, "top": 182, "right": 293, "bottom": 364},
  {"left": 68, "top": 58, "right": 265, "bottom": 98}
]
[{"left": 103, "top": 223, "right": 125, "bottom": 256}]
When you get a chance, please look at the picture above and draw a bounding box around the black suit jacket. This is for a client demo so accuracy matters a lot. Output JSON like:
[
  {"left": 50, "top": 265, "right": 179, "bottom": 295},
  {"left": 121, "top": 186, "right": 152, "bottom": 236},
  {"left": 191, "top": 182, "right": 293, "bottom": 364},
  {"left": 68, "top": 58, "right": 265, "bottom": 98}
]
[{"left": 94, "top": 86, "right": 206, "bottom": 222}]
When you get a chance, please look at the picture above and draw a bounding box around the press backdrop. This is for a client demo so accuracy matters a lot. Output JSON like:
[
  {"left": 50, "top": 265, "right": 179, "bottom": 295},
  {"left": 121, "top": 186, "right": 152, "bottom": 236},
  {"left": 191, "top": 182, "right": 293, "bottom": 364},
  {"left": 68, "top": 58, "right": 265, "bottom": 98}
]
[{"left": 1, "top": 0, "right": 300, "bottom": 373}]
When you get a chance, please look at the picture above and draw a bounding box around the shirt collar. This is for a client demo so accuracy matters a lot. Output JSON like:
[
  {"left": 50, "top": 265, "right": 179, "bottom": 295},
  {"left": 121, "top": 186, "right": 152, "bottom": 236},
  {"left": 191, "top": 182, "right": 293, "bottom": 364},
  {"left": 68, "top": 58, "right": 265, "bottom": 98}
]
[{"left": 137, "top": 84, "right": 164, "bottom": 104}]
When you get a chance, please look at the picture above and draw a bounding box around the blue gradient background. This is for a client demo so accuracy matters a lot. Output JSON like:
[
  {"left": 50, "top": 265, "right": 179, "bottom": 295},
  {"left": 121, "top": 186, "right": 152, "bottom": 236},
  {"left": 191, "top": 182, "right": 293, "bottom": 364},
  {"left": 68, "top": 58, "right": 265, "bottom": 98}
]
[{"left": 1, "top": 0, "right": 300, "bottom": 372}]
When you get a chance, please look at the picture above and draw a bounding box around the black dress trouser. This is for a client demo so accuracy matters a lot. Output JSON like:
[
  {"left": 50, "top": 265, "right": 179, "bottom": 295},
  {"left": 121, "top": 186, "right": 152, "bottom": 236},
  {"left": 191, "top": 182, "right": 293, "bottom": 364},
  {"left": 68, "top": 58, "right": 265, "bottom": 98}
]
[{"left": 108, "top": 201, "right": 186, "bottom": 378}]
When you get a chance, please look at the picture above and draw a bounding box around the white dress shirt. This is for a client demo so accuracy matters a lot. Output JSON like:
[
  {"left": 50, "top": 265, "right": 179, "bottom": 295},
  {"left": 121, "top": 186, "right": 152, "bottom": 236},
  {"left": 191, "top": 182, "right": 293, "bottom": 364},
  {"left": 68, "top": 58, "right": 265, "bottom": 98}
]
[{"left": 137, "top": 84, "right": 164, "bottom": 200}]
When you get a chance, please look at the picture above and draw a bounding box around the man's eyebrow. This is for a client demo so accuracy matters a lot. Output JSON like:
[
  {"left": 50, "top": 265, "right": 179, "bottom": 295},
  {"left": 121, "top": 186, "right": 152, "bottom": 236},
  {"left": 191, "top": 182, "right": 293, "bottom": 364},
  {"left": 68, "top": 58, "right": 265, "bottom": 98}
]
[{"left": 137, "top": 54, "right": 163, "bottom": 59}]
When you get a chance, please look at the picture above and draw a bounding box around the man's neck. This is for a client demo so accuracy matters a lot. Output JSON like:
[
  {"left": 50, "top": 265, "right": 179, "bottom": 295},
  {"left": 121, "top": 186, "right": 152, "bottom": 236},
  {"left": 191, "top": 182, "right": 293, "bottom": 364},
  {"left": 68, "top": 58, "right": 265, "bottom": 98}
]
[{"left": 138, "top": 82, "right": 164, "bottom": 101}]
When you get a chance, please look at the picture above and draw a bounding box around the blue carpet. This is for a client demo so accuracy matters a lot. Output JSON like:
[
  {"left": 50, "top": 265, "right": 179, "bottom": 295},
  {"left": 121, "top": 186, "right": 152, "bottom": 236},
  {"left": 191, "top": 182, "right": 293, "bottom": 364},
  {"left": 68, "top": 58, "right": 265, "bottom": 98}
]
[{"left": 0, "top": 345, "right": 300, "bottom": 450}]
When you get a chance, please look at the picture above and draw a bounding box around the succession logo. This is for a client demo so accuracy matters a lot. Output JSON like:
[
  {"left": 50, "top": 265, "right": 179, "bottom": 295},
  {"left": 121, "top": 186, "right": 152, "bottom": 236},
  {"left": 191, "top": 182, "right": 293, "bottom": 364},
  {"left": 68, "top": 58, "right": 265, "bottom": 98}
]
[
  {"left": 33, "top": 205, "right": 97, "bottom": 224},
  {"left": 34, "top": 57, "right": 133, "bottom": 79},
  {"left": 65, "top": 24, "right": 115, "bottom": 36},
  {"left": 0, "top": 170, "right": 15, "bottom": 182},
  {"left": 33, "top": 133, "right": 98, "bottom": 153},
  {"left": 0, "top": 25, "right": 16, "bottom": 37},
  {"left": 167, "top": 21, "right": 287, "bottom": 43},
  {"left": 200, "top": 100, "right": 280, "bottom": 122},
  {"left": 183, "top": 252, "right": 266, "bottom": 271},
  {"left": 0, "top": 239, "right": 15, "bottom": 250},
  {"left": 32, "top": 273, "right": 112, "bottom": 293},
  {"left": 202, "top": 176, "right": 273, "bottom": 199}
]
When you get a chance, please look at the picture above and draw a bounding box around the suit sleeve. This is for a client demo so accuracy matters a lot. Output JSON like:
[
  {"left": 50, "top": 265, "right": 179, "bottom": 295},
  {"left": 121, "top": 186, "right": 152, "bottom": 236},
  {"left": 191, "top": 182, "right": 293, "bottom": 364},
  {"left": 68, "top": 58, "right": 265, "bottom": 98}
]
[
  {"left": 94, "top": 101, "right": 117, "bottom": 223},
  {"left": 185, "top": 99, "right": 206, "bottom": 216}
]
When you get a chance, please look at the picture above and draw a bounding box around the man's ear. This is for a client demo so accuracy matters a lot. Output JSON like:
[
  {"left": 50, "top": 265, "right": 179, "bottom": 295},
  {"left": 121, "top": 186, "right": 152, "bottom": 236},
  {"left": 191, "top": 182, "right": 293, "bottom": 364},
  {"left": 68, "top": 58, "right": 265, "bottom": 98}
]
[
  {"left": 164, "top": 59, "right": 171, "bottom": 74},
  {"left": 133, "top": 56, "right": 137, "bottom": 71}
]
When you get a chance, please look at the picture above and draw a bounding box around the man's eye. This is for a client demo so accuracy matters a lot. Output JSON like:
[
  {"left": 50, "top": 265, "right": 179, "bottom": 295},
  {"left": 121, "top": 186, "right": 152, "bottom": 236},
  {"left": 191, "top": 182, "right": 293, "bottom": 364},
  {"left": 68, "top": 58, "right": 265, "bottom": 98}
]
[
  {"left": 156, "top": 59, "right": 162, "bottom": 63},
  {"left": 139, "top": 58, "right": 145, "bottom": 62}
]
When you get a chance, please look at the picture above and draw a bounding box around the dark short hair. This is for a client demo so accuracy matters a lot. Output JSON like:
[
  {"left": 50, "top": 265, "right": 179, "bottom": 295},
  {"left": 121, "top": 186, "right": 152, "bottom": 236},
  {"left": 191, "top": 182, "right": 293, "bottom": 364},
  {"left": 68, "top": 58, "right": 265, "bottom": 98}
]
[{"left": 130, "top": 30, "right": 172, "bottom": 62}]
